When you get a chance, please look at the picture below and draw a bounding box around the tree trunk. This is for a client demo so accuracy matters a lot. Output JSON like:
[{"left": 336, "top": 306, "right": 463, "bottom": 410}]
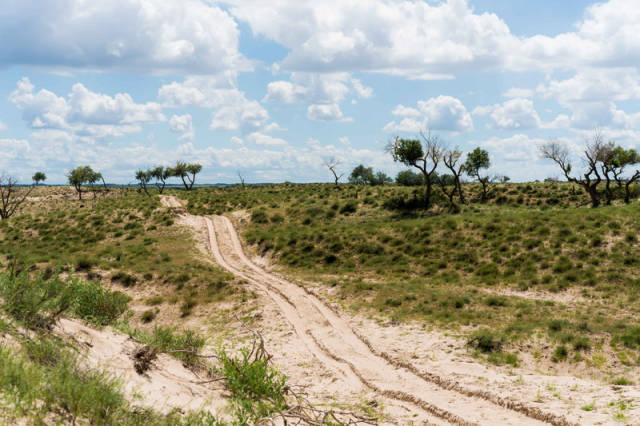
[{"left": 180, "top": 175, "right": 189, "bottom": 191}]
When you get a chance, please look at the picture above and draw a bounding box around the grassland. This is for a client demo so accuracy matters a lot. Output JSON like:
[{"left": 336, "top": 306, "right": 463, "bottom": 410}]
[{"left": 181, "top": 182, "right": 640, "bottom": 380}]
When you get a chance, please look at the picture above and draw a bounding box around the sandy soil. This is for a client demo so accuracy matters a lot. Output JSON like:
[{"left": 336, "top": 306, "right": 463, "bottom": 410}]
[
  {"left": 155, "top": 196, "right": 640, "bottom": 425},
  {"left": 53, "top": 318, "right": 231, "bottom": 419}
]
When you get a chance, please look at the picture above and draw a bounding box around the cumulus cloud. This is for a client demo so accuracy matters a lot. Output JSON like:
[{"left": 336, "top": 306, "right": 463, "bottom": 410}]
[
  {"left": 226, "top": 0, "right": 517, "bottom": 78},
  {"left": 159, "top": 76, "right": 269, "bottom": 132},
  {"left": 8, "top": 77, "right": 164, "bottom": 136},
  {"left": 537, "top": 68, "right": 640, "bottom": 104},
  {"left": 263, "top": 73, "right": 372, "bottom": 105},
  {"left": 473, "top": 98, "right": 541, "bottom": 130},
  {"left": 0, "top": 0, "right": 247, "bottom": 74},
  {"left": 307, "top": 104, "right": 351, "bottom": 122},
  {"left": 384, "top": 95, "right": 473, "bottom": 132},
  {"left": 247, "top": 132, "right": 288, "bottom": 146},
  {"left": 169, "top": 114, "right": 195, "bottom": 141}
]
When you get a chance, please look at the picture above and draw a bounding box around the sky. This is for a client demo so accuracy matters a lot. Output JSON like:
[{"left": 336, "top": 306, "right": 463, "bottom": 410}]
[{"left": 1, "top": 0, "right": 640, "bottom": 184}]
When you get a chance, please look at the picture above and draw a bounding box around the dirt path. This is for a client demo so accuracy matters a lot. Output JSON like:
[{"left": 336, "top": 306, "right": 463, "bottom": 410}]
[{"left": 157, "top": 194, "right": 576, "bottom": 425}]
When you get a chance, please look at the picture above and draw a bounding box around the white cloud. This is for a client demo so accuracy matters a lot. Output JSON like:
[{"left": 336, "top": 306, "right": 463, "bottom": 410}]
[
  {"left": 8, "top": 77, "right": 164, "bottom": 136},
  {"left": 158, "top": 76, "right": 269, "bottom": 132},
  {"left": 0, "top": 0, "right": 247, "bottom": 74},
  {"left": 473, "top": 98, "right": 541, "bottom": 130},
  {"left": 169, "top": 114, "right": 195, "bottom": 142},
  {"left": 384, "top": 95, "right": 473, "bottom": 132},
  {"left": 226, "top": 0, "right": 517, "bottom": 78},
  {"left": 68, "top": 83, "right": 165, "bottom": 125},
  {"left": 514, "top": 0, "right": 640, "bottom": 71},
  {"left": 307, "top": 104, "right": 351, "bottom": 122},
  {"left": 0, "top": 122, "right": 7, "bottom": 131},
  {"left": 478, "top": 134, "right": 543, "bottom": 162},
  {"left": 247, "top": 132, "right": 288, "bottom": 146},
  {"left": 264, "top": 72, "right": 371, "bottom": 105},
  {"left": 537, "top": 68, "right": 640, "bottom": 104}
]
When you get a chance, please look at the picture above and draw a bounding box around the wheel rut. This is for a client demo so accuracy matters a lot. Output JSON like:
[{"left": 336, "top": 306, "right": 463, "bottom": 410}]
[{"left": 195, "top": 213, "right": 572, "bottom": 426}]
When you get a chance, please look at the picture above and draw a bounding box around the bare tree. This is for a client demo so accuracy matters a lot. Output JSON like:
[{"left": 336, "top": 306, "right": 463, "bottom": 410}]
[
  {"left": 323, "top": 158, "right": 344, "bottom": 186},
  {"left": 540, "top": 132, "right": 606, "bottom": 207},
  {"left": 0, "top": 174, "right": 34, "bottom": 219},
  {"left": 442, "top": 148, "right": 466, "bottom": 204},
  {"left": 237, "top": 172, "right": 246, "bottom": 189}
]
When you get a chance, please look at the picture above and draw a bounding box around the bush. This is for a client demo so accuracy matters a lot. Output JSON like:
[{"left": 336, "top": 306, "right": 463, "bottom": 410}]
[
  {"left": 339, "top": 200, "right": 358, "bottom": 214},
  {"left": 396, "top": 170, "right": 424, "bottom": 186},
  {"left": 552, "top": 345, "right": 568, "bottom": 362},
  {"left": 0, "top": 272, "right": 129, "bottom": 329},
  {"left": 251, "top": 209, "right": 269, "bottom": 223},
  {"left": 468, "top": 329, "right": 502, "bottom": 353}
]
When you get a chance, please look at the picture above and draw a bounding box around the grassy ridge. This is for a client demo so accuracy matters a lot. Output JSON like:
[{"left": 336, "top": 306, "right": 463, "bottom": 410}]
[
  {"left": 181, "top": 183, "right": 640, "bottom": 373},
  {"left": 0, "top": 191, "right": 238, "bottom": 320}
]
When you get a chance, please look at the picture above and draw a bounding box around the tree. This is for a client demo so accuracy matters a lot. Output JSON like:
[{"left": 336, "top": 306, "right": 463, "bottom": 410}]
[
  {"left": 151, "top": 166, "right": 171, "bottom": 194},
  {"left": 388, "top": 131, "right": 443, "bottom": 208},
  {"left": 540, "top": 132, "right": 606, "bottom": 208},
  {"left": 442, "top": 148, "right": 466, "bottom": 204},
  {"left": 395, "top": 170, "right": 424, "bottom": 186},
  {"left": 324, "top": 158, "right": 344, "bottom": 186},
  {"left": 349, "top": 164, "right": 375, "bottom": 185},
  {"left": 32, "top": 172, "right": 46, "bottom": 186},
  {"left": 436, "top": 173, "right": 459, "bottom": 211},
  {"left": 237, "top": 172, "right": 246, "bottom": 189},
  {"left": 67, "top": 166, "right": 101, "bottom": 200},
  {"left": 170, "top": 161, "right": 201, "bottom": 190},
  {"left": 600, "top": 144, "right": 640, "bottom": 204},
  {"left": 371, "top": 171, "right": 392, "bottom": 186},
  {"left": 0, "top": 174, "right": 34, "bottom": 219},
  {"left": 135, "top": 169, "right": 152, "bottom": 196},
  {"left": 463, "top": 147, "right": 492, "bottom": 202}
]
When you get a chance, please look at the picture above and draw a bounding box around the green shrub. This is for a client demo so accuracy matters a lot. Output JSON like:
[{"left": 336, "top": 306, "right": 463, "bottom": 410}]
[
  {"left": 552, "top": 345, "right": 568, "bottom": 362},
  {"left": 468, "top": 329, "right": 502, "bottom": 353}
]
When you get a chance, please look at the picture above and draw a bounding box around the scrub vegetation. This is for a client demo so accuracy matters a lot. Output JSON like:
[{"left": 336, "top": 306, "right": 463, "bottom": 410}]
[{"left": 181, "top": 179, "right": 640, "bottom": 379}]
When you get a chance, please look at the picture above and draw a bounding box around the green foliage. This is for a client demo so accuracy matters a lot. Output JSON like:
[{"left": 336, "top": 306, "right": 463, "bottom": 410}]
[
  {"left": 218, "top": 347, "right": 289, "bottom": 423},
  {"left": 67, "top": 165, "right": 102, "bottom": 199},
  {"left": 390, "top": 138, "right": 424, "bottom": 166},
  {"left": 463, "top": 148, "right": 491, "bottom": 178},
  {"left": 121, "top": 326, "right": 206, "bottom": 368},
  {"left": 32, "top": 172, "right": 46, "bottom": 185},
  {"left": 468, "top": 329, "right": 502, "bottom": 353},
  {"left": 0, "top": 272, "right": 129, "bottom": 329},
  {"left": 396, "top": 170, "right": 424, "bottom": 186}
]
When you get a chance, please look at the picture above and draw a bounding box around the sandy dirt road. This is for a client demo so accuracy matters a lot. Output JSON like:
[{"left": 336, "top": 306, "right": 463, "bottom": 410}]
[{"left": 196, "top": 211, "right": 575, "bottom": 425}]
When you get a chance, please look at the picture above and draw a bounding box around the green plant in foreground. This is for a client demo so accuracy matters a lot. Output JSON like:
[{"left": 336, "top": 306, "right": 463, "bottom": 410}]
[
  {"left": 0, "top": 271, "right": 129, "bottom": 329},
  {"left": 218, "top": 346, "right": 289, "bottom": 424}
]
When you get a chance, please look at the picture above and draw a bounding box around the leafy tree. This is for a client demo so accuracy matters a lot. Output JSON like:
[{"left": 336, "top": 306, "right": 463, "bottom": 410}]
[
  {"left": 540, "top": 132, "right": 607, "bottom": 208},
  {"left": 67, "top": 166, "right": 102, "bottom": 200},
  {"left": 389, "top": 132, "right": 443, "bottom": 208},
  {"left": 151, "top": 166, "right": 171, "bottom": 194},
  {"left": 135, "top": 169, "right": 152, "bottom": 196},
  {"left": 32, "top": 172, "right": 46, "bottom": 186},
  {"left": 395, "top": 170, "right": 424, "bottom": 186},
  {"left": 371, "top": 171, "right": 392, "bottom": 186},
  {"left": 463, "top": 147, "right": 492, "bottom": 202},
  {"left": 600, "top": 144, "right": 640, "bottom": 204},
  {"left": 0, "top": 174, "right": 34, "bottom": 219},
  {"left": 170, "top": 161, "right": 202, "bottom": 190},
  {"left": 348, "top": 164, "right": 375, "bottom": 185}
]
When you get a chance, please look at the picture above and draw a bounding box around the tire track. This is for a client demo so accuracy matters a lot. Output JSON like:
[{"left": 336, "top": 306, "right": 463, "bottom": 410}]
[{"left": 202, "top": 213, "right": 559, "bottom": 426}]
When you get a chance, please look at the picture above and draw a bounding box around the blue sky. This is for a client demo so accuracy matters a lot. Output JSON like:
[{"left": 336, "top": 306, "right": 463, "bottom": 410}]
[{"left": 1, "top": 0, "right": 640, "bottom": 184}]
